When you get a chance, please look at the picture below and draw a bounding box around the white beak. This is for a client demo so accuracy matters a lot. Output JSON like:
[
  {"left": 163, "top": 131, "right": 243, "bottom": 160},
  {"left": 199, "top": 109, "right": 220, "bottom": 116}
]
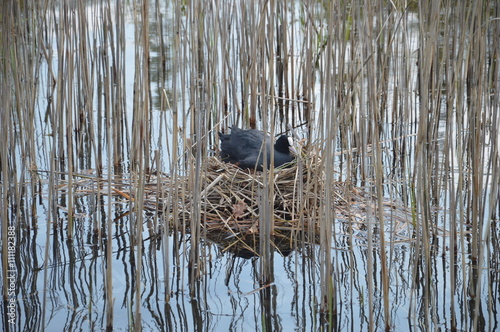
[{"left": 287, "top": 137, "right": 298, "bottom": 156}]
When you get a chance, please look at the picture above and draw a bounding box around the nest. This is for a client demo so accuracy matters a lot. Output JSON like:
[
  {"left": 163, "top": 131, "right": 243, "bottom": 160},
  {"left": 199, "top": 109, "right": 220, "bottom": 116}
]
[
  {"left": 177, "top": 154, "right": 358, "bottom": 232},
  {"left": 52, "top": 151, "right": 413, "bottom": 249},
  {"left": 43, "top": 151, "right": 415, "bottom": 257},
  {"left": 167, "top": 154, "right": 416, "bottom": 256}
]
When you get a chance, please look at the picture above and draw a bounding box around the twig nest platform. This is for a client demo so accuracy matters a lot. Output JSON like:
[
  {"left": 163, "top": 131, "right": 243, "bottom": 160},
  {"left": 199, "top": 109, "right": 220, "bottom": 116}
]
[
  {"left": 142, "top": 152, "right": 415, "bottom": 255},
  {"left": 182, "top": 154, "right": 353, "bottom": 235}
]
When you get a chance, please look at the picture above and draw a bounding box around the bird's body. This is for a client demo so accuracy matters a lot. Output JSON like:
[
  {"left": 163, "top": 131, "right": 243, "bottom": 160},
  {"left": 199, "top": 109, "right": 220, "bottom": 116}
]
[{"left": 219, "top": 126, "right": 296, "bottom": 171}]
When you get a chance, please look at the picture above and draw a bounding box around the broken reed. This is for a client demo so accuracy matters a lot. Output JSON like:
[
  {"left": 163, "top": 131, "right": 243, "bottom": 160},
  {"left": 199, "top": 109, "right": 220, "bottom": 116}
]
[{"left": 1, "top": 0, "right": 499, "bottom": 330}]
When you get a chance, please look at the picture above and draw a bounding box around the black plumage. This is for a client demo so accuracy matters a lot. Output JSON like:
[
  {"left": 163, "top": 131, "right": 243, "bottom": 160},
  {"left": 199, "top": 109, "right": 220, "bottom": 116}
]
[{"left": 219, "top": 126, "right": 296, "bottom": 171}]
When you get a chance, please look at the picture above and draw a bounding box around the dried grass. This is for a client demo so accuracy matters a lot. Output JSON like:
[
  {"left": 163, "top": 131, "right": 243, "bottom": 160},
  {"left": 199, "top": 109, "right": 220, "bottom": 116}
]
[{"left": 45, "top": 150, "right": 416, "bottom": 258}]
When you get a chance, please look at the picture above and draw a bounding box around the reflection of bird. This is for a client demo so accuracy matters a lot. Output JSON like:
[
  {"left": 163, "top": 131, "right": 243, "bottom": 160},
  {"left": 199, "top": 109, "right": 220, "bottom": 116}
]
[{"left": 218, "top": 126, "right": 296, "bottom": 171}]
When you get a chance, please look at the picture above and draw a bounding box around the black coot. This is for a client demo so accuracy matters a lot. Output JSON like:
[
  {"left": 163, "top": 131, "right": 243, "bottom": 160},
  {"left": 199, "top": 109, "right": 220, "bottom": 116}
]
[{"left": 219, "top": 126, "right": 296, "bottom": 171}]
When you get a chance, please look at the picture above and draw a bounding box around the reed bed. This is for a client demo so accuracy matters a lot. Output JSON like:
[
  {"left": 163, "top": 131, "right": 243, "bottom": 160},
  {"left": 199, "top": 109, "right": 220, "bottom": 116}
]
[
  {"left": 1, "top": 0, "right": 499, "bottom": 330},
  {"left": 38, "top": 151, "right": 416, "bottom": 258}
]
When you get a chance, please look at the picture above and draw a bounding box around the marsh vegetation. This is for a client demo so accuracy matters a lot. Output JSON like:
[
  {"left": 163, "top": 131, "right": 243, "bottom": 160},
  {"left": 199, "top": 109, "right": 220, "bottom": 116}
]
[{"left": 1, "top": 0, "right": 499, "bottom": 331}]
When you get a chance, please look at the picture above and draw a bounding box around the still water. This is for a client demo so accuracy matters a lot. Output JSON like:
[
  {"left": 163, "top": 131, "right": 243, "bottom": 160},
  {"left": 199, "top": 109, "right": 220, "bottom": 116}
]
[{"left": 1, "top": 1, "right": 499, "bottom": 331}]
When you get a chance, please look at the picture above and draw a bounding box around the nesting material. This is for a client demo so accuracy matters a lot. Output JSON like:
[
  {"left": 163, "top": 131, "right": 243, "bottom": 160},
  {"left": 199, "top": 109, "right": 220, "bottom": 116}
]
[
  {"left": 170, "top": 153, "right": 416, "bottom": 247},
  {"left": 43, "top": 151, "right": 415, "bottom": 257},
  {"left": 179, "top": 154, "right": 352, "bottom": 234}
]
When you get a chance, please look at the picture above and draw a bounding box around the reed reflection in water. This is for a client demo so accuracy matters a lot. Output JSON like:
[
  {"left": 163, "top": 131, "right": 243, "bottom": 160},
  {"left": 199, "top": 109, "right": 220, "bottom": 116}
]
[
  {"left": 1, "top": 0, "right": 499, "bottom": 331},
  {"left": 10, "top": 189, "right": 420, "bottom": 331}
]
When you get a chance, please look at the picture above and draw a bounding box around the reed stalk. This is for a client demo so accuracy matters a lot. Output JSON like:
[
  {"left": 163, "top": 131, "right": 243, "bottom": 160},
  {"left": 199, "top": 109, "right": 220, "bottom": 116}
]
[{"left": 103, "top": 2, "right": 115, "bottom": 328}]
